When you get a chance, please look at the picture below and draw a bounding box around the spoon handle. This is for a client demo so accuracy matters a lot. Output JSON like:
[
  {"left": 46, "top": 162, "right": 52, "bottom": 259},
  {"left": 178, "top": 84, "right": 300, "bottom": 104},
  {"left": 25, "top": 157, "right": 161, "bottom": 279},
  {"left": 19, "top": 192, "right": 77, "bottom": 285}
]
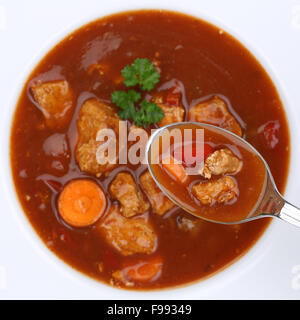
[
  {"left": 255, "top": 177, "right": 300, "bottom": 228},
  {"left": 277, "top": 201, "right": 300, "bottom": 228}
]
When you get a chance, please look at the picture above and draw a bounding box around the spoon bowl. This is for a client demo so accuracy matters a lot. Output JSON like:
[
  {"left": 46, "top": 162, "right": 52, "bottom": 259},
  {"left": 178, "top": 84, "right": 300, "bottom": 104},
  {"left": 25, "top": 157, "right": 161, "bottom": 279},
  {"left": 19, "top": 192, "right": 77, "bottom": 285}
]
[{"left": 146, "top": 122, "right": 300, "bottom": 226}]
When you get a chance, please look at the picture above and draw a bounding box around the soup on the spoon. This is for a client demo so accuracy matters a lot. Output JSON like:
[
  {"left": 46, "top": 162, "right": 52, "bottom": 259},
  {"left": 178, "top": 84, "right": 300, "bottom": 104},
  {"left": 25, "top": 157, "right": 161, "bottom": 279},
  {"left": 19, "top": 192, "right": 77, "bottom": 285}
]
[{"left": 149, "top": 123, "right": 267, "bottom": 223}]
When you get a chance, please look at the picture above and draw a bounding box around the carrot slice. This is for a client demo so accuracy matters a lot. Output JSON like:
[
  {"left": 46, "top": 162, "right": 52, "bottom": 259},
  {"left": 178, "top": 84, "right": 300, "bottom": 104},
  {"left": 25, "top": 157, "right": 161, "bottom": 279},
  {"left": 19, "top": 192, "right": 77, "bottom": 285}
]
[
  {"left": 123, "top": 257, "right": 163, "bottom": 282},
  {"left": 58, "top": 179, "right": 106, "bottom": 227},
  {"left": 162, "top": 155, "right": 188, "bottom": 184}
]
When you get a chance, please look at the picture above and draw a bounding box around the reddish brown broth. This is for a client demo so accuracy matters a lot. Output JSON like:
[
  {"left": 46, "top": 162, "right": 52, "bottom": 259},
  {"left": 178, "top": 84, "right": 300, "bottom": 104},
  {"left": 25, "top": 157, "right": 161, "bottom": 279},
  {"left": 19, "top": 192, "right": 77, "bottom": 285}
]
[
  {"left": 10, "top": 10, "right": 290, "bottom": 290},
  {"left": 150, "top": 124, "right": 267, "bottom": 223}
]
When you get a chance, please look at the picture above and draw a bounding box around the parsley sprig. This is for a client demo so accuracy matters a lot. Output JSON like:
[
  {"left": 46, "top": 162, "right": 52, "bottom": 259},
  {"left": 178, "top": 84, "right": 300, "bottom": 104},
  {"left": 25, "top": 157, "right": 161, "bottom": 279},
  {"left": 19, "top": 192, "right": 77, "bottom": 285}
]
[
  {"left": 122, "top": 58, "right": 160, "bottom": 91},
  {"left": 111, "top": 90, "right": 141, "bottom": 120},
  {"left": 135, "top": 100, "right": 165, "bottom": 127},
  {"left": 111, "top": 58, "right": 164, "bottom": 127}
]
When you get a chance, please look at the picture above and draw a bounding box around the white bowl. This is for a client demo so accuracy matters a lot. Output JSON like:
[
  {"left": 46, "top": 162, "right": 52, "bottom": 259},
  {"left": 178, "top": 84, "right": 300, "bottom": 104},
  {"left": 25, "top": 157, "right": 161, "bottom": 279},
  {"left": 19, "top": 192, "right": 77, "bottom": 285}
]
[{"left": 1, "top": 0, "right": 300, "bottom": 299}]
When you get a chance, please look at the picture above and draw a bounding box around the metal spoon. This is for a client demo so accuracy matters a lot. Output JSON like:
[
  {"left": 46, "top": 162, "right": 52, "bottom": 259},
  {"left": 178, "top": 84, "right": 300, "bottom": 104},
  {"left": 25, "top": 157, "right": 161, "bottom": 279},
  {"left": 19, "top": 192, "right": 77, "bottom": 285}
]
[{"left": 145, "top": 122, "right": 300, "bottom": 226}]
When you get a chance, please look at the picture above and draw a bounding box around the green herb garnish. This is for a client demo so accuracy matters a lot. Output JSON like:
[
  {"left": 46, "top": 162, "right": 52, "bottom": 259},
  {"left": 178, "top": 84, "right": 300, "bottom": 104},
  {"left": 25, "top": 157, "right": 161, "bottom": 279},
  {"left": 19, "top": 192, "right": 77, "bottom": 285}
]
[
  {"left": 111, "top": 58, "right": 163, "bottom": 127},
  {"left": 134, "top": 100, "right": 164, "bottom": 127},
  {"left": 111, "top": 90, "right": 141, "bottom": 120},
  {"left": 122, "top": 58, "right": 160, "bottom": 91}
]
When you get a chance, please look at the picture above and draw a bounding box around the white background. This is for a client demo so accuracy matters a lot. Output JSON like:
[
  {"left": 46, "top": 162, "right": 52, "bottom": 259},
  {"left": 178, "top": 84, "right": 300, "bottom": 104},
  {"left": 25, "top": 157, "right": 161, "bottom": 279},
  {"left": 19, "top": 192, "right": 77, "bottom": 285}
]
[{"left": 0, "top": 0, "right": 300, "bottom": 300}]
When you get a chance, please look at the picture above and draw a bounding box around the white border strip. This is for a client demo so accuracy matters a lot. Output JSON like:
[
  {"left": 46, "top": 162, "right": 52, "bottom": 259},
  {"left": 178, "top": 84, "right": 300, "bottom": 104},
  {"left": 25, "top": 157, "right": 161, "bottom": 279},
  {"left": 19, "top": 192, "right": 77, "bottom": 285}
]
[
  {"left": 0, "top": 266, "right": 7, "bottom": 290},
  {"left": 0, "top": 5, "right": 7, "bottom": 31}
]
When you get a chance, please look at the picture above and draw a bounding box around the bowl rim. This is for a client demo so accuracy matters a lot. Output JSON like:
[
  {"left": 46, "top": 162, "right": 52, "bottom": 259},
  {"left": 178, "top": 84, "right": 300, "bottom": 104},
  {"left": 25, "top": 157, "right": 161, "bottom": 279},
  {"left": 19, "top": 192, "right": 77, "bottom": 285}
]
[{"left": 2, "top": 4, "right": 299, "bottom": 298}]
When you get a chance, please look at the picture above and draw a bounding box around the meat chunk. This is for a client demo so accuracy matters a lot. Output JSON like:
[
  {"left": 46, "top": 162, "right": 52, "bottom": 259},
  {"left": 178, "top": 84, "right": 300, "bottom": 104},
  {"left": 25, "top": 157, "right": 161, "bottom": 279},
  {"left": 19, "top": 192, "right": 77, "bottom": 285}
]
[
  {"left": 189, "top": 96, "right": 242, "bottom": 136},
  {"left": 177, "top": 217, "right": 197, "bottom": 232},
  {"left": 129, "top": 125, "right": 149, "bottom": 141},
  {"left": 200, "top": 148, "right": 242, "bottom": 179},
  {"left": 192, "top": 176, "right": 238, "bottom": 205},
  {"left": 128, "top": 125, "right": 149, "bottom": 164},
  {"left": 75, "top": 99, "right": 120, "bottom": 177},
  {"left": 140, "top": 171, "right": 175, "bottom": 215},
  {"left": 43, "top": 133, "right": 68, "bottom": 157},
  {"left": 31, "top": 80, "right": 73, "bottom": 129},
  {"left": 177, "top": 216, "right": 203, "bottom": 235},
  {"left": 109, "top": 172, "right": 150, "bottom": 217},
  {"left": 99, "top": 205, "right": 157, "bottom": 256},
  {"left": 158, "top": 104, "right": 185, "bottom": 127},
  {"left": 153, "top": 96, "right": 185, "bottom": 127}
]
